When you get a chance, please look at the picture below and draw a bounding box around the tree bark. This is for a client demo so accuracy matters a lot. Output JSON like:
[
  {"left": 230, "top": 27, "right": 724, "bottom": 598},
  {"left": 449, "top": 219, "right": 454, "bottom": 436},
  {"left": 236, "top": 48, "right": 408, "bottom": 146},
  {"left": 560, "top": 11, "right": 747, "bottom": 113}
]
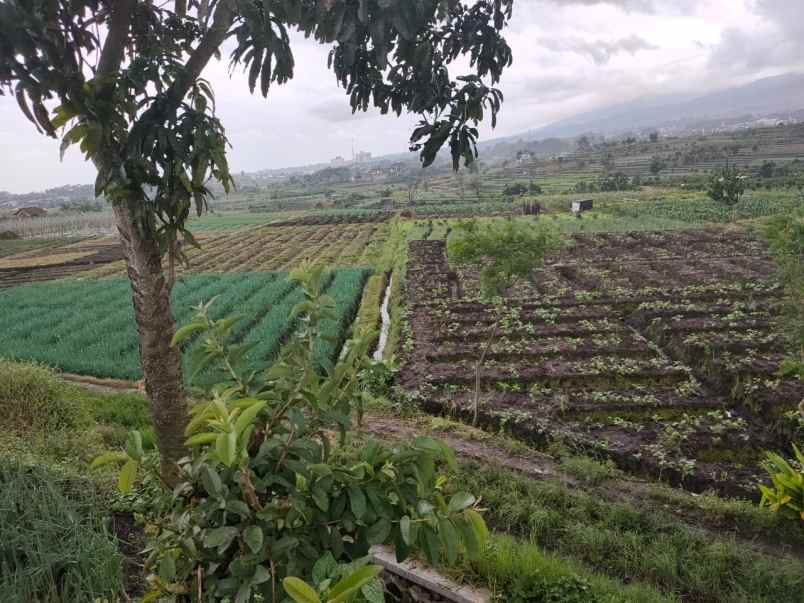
[{"left": 113, "top": 199, "right": 187, "bottom": 485}]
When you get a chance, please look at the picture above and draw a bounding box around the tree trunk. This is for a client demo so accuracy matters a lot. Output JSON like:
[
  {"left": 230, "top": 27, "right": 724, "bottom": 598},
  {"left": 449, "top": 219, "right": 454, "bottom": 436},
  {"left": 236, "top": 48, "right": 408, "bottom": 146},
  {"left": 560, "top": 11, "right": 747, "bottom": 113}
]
[{"left": 113, "top": 199, "right": 187, "bottom": 486}]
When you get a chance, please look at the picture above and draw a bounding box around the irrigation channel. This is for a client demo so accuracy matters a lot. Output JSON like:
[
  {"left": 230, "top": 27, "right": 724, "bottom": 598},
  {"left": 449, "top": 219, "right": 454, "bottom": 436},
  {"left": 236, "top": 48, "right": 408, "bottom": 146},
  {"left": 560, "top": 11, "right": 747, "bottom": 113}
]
[{"left": 374, "top": 274, "right": 393, "bottom": 361}]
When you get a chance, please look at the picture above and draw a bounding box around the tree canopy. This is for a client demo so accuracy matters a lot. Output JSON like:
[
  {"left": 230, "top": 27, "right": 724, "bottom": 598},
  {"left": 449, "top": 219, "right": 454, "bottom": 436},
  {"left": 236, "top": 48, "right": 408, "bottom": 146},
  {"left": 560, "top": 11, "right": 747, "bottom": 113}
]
[{"left": 1, "top": 0, "right": 513, "bottom": 248}]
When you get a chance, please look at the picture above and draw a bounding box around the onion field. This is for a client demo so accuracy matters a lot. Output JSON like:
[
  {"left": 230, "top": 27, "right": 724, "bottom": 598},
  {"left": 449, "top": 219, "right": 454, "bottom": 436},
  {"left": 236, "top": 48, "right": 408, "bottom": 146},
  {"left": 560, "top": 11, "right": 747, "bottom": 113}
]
[{"left": 0, "top": 270, "right": 370, "bottom": 381}]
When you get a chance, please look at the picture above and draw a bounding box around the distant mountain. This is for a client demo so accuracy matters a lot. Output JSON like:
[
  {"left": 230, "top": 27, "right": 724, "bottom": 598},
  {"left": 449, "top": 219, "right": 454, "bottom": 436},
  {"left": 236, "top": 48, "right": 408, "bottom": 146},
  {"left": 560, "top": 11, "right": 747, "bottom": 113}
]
[{"left": 517, "top": 72, "right": 804, "bottom": 140}]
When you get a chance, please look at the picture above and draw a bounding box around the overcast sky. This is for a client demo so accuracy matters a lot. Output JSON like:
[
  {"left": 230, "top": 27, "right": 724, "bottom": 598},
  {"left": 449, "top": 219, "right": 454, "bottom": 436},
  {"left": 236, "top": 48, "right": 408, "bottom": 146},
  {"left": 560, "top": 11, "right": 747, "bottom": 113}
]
[{"left": 1, "top": 0, "right": 803, "bottom": 194}]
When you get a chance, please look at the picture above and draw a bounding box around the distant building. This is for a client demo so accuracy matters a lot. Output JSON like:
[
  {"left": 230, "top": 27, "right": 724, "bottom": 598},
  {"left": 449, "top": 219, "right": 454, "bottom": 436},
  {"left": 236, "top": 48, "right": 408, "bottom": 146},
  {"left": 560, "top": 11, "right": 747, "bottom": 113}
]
[
  {"left": 14, "top": 207, "right": 48, "bottom": 218},
  {"left": 355, "top": 151, "right": 372, "bottom": 163},
  {"left": 331, "top": 156, "right": 347, "bottom": 166},
  {"left": 571, "top": 199, "right": 593, "bottom": 214}
]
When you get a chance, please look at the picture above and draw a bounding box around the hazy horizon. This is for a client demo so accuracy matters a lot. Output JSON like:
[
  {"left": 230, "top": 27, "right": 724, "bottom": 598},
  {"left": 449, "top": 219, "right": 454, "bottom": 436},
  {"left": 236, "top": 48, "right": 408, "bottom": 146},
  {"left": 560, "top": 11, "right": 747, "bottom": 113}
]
[{"left": 2, "top": 0, "right": 803, "bottom": 194}]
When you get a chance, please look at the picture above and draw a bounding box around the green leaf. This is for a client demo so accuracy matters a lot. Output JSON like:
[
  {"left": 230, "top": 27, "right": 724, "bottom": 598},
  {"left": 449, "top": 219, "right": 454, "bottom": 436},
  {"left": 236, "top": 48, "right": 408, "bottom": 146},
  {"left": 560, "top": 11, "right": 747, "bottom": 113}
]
[
  {"left": 400, "top": 516, "right": 412, "bottom": 546},
  {"left": 90, "top": 451, "right": 128, "bottom": 469},
  {"left": 349, "top": 486, "right": 367, "bottom": 519},
  {"left": 186, "top": 432, "right": 218, "bottom": 447},
  {"left": 200, "top": 465, "right": 223, "bottom": 497},
  {"left": 283, "top": 577, "right": 322, "bottom": 603},
  {"left": 465, "top": 509, "right": 489, "bottom": 548},
  {"left": 448, "top": 492, "right": 476, "bottom": 513},
  {"left": 313, "top": 552, "right": 337, "bottom": 585},
  {"left": 438, "top": 517, "right": 458, "bottom": 565},
  {"left": 312, "top": 483, "right": 330, "bottom": 512},
  {"left": 117, "top": 459, "right": 138, "bottom": 493},
  {"left": 366, "top": 517, "right": 391, "bottom": 545},
  {"left": 252, "top": 565, "right": 272, "bottom": 585},
  {"left": 125, "top": 431, "right": 144, "bottom": 461},
  {"left": 234, "top": 400, "right": 267, "bottom": 437},
  {"left": 159, "top": 553, "right": 176, "bottom": 582},
  {"left": 328, "top": 565, "right": 383, "bottom": 603},
  {"left": 243, "top": 526, "right": 263, "bottom": 554},
  {"left": 171, "top": 322, "right": 208, "bottom": 346},
  {"left": 203, "top": 526, "right": 239, "bottom": 551},
  {"left": 361, "top": 578, "right": 385, "bottom": 603}
]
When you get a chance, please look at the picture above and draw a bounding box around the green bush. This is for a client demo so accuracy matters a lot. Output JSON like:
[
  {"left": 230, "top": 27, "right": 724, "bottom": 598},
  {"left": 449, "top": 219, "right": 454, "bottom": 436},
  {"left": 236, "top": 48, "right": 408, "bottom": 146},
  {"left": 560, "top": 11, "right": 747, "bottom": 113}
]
[
  {"left": 0, "top": 360, "right": 89, "bottom": 432},
  {"left": 0, "top": 461, "right": 123, "bottom": 602}
]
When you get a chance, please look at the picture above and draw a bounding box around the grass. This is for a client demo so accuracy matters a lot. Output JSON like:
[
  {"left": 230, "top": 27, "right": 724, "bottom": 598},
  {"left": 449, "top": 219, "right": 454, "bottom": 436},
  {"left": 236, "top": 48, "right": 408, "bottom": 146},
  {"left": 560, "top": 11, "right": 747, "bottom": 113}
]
[
  {"left": 453, "top": 460, "right": 804, "bottom": 602},
  {"left": 0, "top": 359, "right": 91, "bottom": 432},
  {"left": 462, "top": 534, "right": 674, "bottom": 602},
  {"left": 0, "top": 461, "right": 124, "bottom": 602}
]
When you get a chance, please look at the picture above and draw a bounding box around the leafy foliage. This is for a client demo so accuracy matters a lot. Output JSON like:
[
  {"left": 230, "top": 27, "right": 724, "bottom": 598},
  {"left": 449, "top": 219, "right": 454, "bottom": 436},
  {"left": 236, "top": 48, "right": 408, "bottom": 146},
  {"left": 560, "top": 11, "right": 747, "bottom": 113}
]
[
  {"left": 97, "top": 263, "right": 487, "bottom": 601},
  {"left": 759, "top": 445, "right": 804, "bottom": 522}
]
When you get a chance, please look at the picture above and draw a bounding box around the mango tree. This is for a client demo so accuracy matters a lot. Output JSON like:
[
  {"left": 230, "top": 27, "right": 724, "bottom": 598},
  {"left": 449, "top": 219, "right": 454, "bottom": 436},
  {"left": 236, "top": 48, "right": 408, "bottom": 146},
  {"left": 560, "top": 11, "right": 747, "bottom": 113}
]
[{"left": 0, "top": 0, "right": 513, "bottom": 483}]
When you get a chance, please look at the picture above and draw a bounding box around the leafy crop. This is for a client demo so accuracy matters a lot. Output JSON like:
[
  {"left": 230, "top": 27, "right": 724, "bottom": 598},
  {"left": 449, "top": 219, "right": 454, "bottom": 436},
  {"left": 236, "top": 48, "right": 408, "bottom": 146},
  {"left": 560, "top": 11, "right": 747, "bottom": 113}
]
[{"left": 0, "top": 271, "right": 369, "bottom": 381}]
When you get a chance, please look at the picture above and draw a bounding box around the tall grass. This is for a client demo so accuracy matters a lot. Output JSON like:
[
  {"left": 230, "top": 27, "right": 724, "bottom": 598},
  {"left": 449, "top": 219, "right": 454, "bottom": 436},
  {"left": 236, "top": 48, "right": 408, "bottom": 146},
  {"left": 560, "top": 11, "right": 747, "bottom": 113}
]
[{"left": 0, "top": 462, "right": 124, "bottom": 602}]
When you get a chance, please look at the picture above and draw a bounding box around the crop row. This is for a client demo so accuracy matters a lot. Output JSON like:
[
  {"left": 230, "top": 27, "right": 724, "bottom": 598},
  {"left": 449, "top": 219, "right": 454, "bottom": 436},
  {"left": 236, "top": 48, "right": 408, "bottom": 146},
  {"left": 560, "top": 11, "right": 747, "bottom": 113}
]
[
  {"left": 85, "top": 224, "right": 386, "bottom": 279},
  {"left": 0, "top": 270, "right": 370, "bottom": 381}
]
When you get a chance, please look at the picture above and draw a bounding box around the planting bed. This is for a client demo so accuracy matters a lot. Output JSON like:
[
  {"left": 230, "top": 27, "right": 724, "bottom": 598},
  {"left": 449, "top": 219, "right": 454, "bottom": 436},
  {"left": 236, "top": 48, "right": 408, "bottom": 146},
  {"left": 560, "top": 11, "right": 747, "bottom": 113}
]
[
  {"left": 399, "top": 229, "right": 802, "bottom": 496},
  {"left": 87, "top": 223, "right": 388, "bottom": 278},
  {"left": 269, "top": 211, "right": 393, "bottom": 226},
  {"left": 0, "top": 270, "right": 370, "bottom": 381},
  {"left": 0, "top": 236, "right": 124, "bottom": 288}
]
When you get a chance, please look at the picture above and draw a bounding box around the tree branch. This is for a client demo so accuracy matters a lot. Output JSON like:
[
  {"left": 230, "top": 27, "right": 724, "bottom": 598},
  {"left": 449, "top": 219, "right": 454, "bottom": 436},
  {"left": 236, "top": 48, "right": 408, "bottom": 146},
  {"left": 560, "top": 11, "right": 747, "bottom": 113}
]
[
  {"left": 132, "top": 0, "right": 236, "bottom": 131},
  {"left": 96, "top": 0, "right": 134, "bottom": 79},
  {"left": 169, "top": 0, "right": 235, "bottom": 106}
]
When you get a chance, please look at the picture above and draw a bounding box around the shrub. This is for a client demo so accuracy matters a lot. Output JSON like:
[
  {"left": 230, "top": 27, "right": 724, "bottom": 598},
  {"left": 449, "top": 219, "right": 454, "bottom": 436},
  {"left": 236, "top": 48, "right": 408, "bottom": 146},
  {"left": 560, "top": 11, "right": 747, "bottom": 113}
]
[
  {"left": 0, "top": 359, "right": 89, "bottom": 432},
  {"left": 0, "top": 461, "right": 123, "bottom": 601}
]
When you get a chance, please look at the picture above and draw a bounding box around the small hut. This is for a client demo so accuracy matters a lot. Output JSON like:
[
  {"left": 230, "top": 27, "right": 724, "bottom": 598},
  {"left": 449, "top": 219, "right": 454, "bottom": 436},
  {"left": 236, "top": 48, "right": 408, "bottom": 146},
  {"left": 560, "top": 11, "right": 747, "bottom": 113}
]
[{"left": 571, "top": 199, "right": 593, "bottom": 214}]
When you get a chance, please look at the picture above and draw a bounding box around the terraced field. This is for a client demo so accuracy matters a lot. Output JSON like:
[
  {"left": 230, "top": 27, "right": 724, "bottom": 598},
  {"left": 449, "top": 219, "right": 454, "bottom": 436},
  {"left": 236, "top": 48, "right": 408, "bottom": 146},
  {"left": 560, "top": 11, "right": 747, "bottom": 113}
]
[
  {"left": 87, "top": 222, "right": 389, "bottom": 278},
  {"left": 400, "top": 229, "right": 802, "bottom": 496},
  {"left": 0, "top": 236, "right": 124, "bottom": 288}
]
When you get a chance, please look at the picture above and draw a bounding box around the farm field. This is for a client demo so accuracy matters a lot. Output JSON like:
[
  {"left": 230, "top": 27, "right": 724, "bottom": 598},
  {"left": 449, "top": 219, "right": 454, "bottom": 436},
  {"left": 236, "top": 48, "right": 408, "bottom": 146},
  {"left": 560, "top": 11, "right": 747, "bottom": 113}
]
[
  {"left": 0, "top": 270, "right": 370, "bottom": 381},
  {"left": 399, "top": 227, "right": 803, "bottom": 496},
  {"left": 85, "top": 222, "right": 390, "bottom": 278}
]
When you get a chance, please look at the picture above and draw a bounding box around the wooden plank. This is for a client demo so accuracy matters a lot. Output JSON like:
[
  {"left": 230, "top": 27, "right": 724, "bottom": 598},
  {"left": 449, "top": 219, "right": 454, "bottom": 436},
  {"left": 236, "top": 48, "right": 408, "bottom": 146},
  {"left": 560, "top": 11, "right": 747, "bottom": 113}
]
[{"left": 371, "top": 545, "right": 490, "bottom": 603}]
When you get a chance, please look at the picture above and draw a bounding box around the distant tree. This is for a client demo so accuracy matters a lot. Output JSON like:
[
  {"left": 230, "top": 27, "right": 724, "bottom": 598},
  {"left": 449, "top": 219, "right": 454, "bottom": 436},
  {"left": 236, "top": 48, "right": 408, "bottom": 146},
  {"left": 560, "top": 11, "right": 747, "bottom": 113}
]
[
  {"left": 649, "top": 131, "right": 659, "bottom": 143},
  {"left": 0, "top": 0, "right": 514, "bottom": 484},
  {"left": 708, "top": 164, "right": 746, "bottom": 207},
  {"left": 649, "top": 155, "right": 667, "bottom": 175},
  {"left": 502, "top": 182, "right": 529, "bottom": 196},
  {"left": 759, "top": 161, "right": 777, "bottom": 179},
  {"left": 528, "top": 181, "right": 543, "bottom": 194},
  {"left": 576, "top": 135, "right": 592, "bottom": 152},
  {"left": 601, "top": 152, "right": 615, "bottom": 172},
  {"left": 448, "top": 219, "right": 559, "bottom": 424}
]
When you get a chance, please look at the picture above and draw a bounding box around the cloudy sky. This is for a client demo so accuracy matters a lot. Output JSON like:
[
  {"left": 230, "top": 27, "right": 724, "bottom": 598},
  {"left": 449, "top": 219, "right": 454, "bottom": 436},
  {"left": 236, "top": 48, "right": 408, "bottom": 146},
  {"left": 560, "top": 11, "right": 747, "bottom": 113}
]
[{"left": 1, "top": 0, "right": 803, "bottom": 193}]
